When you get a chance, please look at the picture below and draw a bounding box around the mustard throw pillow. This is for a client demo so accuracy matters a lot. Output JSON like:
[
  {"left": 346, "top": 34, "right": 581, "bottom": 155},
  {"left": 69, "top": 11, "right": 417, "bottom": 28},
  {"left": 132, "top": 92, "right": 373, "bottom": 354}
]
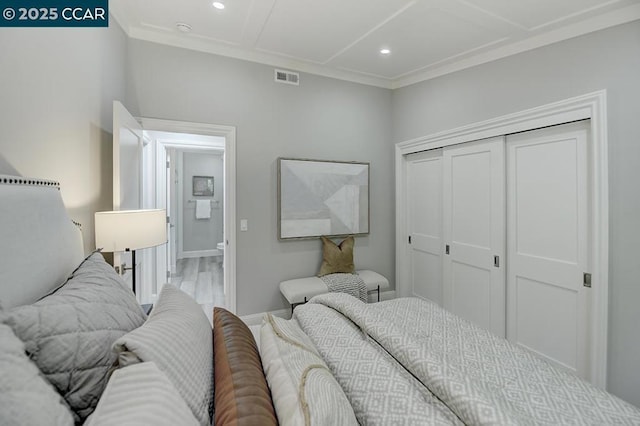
[{"left": 318, "top": 236, "right": 355, "bottom": 276}]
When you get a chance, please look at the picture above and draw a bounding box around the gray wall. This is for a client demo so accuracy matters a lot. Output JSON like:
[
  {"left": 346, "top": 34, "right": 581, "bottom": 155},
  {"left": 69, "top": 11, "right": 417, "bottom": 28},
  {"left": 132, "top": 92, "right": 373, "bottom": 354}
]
[
  {"left": 0, "top": 25, "right": 127, "bottom": 252},
  {"left": 2, "top": 17, "right": 636, "bottom": 407},
  {"left": 125, "top": 40, "right": 394, "bottom": 316},
  {"left": 392, "top": 21, "right": 640, "bottom": 407},
  {"left": 182, "top": 151, "right": 224, "bottom": 252}
]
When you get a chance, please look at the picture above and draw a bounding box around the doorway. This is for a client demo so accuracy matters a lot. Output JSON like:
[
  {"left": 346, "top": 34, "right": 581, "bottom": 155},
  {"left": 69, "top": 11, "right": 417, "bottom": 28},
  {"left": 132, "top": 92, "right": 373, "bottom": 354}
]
[
  {"left": 147, "top": 136, "right": 226, "bottom": 312},
  {"left": 139, "top": 118, "right": 237, "bottom": 315}
]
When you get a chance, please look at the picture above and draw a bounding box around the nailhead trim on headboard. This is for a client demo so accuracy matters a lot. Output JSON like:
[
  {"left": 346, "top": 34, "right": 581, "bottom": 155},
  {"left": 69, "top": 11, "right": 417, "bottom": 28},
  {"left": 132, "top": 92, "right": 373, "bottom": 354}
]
[
  {"left": 0, "top": 176, "right": 82, "bottom": 229},
  {"left": 0, "top": 176, "right": 60, "bottom": 190}
]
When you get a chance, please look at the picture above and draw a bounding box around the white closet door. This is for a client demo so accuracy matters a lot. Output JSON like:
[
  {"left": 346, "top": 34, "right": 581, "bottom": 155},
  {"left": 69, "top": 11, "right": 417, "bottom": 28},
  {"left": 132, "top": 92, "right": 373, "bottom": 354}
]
[
  {"left": 443, "top": 137, "right": 505, "bottom": 336},
  {"left": 407, "top": 149, "right": 443, "bottom": 304},
  {"left": 506, "top": 121, "right": 590, "bottom": 379}
]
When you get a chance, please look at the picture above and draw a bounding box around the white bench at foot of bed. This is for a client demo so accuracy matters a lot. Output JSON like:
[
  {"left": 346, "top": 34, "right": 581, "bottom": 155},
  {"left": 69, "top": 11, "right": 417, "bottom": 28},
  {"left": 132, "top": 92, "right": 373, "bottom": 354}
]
[{"left": 279, "top": 270, "right": 389, "bottom": 312}]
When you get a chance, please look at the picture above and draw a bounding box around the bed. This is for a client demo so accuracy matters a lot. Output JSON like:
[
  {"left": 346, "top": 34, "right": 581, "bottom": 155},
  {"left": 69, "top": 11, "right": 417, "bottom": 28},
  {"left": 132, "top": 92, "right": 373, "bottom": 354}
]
[
  {"left": 264, "top": 294, "right": 640, "bottom": 425},
  {"left": 0, "top": 174, "right": 275, "bottom": 426},
  {"left": 1, "top": 173, "right": 639, "bottom": 426}
]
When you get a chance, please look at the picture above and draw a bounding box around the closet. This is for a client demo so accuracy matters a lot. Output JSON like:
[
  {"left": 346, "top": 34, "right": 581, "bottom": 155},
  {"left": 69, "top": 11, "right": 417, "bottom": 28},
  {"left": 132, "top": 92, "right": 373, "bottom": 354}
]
[{"left": 406, "top": 120, "right": 592, "bottom": 380}]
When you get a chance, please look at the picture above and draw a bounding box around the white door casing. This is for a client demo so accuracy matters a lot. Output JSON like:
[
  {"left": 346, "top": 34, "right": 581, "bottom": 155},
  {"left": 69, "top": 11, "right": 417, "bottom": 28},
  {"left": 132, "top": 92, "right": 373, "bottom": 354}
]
[
  {"left": 112, "top": 101, "right": 144, "bottom": 296},
  {"left": 506, "top": 121, "right": 590, "bottom": 379},
  {"left": 407, "top": 149, "right": 443, "bottom": 304},
  {"left": 139, "top": 118, "right": 237, "bottom": 314},
  {"left": 443, "top": 137, "right": 506, "bottom": 337}
]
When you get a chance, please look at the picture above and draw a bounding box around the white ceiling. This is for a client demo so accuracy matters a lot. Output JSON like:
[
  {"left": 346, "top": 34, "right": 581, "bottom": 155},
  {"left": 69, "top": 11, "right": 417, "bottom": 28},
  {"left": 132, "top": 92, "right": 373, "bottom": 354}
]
[{"left": 111, "top": 0, "right": 640, "bottom": 88}]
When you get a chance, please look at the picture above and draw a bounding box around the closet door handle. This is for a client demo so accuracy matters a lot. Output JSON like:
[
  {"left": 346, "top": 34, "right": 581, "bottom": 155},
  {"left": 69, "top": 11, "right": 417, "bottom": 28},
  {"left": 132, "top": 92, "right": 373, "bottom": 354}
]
[
  {"left": 494, "top": 255, "right": 500, "bottom": 268},
  {"left": 445, "top": 245, "right": 450, "bottom": 255}
]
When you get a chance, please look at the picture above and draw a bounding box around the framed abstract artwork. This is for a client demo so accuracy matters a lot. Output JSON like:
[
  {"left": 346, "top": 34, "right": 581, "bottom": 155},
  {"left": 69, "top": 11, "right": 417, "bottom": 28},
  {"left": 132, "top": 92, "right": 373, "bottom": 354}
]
[{"left": 277, "top": 158, "right": 370, "bottom": 240}]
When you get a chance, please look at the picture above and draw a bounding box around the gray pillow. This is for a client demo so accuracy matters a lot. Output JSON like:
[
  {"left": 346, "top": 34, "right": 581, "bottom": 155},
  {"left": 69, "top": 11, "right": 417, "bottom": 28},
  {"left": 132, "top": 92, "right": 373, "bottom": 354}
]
[
  {"left": 0, "top": 322, "right": 74, "bottom": 426},
  {"left": 113, "top": 284, "right": 213, "bottom": 426},
  {"left": 3, "top": 252, "right": 147, "bottom": 423}
]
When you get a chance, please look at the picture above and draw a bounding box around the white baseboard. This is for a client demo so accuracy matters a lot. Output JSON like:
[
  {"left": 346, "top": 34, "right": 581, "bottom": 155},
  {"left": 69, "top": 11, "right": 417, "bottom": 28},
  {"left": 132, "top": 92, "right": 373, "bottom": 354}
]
[
  {"left": 240, "top": 290, "right": 397, "bottom": 326},
  {"left": 178, "top": 249, "right": 222, "bottom": 259},
  {"left": 241, "top": 308, "right": 290, "bottom": 326}
]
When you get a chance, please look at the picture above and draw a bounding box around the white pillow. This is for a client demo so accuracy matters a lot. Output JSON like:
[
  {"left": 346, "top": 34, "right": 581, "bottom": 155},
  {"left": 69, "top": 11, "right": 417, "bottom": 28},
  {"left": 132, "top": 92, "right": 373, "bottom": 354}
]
[
  {"left": 86, "top": 362, "right": 199, "bottom": 426},
  {"left": 113, "top": 284, "right": 213, "bottom": 426},
  {"left": 260, "top": 314, "right": 358, "bottom": 426},
  {"left": 0, "top": 322, "right": 73, "bottom": 426}
]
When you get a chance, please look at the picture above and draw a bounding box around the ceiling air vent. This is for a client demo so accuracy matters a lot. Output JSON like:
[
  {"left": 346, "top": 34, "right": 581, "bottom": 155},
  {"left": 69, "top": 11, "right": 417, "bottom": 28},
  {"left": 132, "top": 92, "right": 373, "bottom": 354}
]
[{"left": 275, "top": 69, "right": 299, "bottom": 86}]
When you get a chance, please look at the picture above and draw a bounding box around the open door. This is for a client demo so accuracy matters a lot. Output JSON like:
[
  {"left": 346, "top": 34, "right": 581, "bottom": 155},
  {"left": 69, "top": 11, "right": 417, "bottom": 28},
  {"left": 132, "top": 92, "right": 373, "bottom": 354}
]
[
  {"left": 168, "top": 149, "right": 177, "bottom": 275},
  {"left": 113, "top": 101, "right": 143, "bottom": 296},
  {"left": 153, "top": 144, "right": 172, "bottom": 296}
]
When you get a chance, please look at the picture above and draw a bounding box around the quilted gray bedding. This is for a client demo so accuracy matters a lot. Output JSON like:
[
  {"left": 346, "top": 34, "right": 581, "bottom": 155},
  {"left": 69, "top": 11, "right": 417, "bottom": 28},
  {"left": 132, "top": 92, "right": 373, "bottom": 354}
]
[{"left": 294, "top": 293, "right": 640, "bottom": 425}]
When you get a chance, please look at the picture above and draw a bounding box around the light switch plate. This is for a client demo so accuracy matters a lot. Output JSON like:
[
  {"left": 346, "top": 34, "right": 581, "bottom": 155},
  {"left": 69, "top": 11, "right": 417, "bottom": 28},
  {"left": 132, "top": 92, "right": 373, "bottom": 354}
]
[{"left": 240, "top": 219, "right": 248, "bottom": 231}]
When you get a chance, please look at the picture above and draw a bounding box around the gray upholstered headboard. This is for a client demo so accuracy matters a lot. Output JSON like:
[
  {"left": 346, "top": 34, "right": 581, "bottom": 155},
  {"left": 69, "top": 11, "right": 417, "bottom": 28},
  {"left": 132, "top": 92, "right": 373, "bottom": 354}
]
[{"left": 0, "top": 175, "right": 84, "bottom": 309}]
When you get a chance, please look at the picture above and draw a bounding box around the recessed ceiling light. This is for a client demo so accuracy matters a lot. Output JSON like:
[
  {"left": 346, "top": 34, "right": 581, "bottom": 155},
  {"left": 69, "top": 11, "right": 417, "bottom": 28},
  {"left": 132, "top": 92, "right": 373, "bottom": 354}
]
[
  {"left": 176, "top": 22, "right": 192, "bottom": 33},
  {"left": 212, "top": 1, "right": 225, "bottom": 9},
  {"left": 380, "top": 48, "right": 391, "bottom": 55}
]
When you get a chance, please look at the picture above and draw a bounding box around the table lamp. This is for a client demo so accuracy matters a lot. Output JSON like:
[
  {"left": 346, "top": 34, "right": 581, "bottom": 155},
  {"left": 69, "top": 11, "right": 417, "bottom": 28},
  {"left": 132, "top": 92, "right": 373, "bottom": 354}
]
[{"left": 95, "top": 209, "right": 167, "bottom": 294}]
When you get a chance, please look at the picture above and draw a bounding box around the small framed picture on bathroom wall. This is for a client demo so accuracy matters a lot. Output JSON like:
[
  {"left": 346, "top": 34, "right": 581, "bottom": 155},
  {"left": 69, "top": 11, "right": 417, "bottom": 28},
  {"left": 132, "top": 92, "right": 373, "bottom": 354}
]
[{"left": 193, "top": 176, "right": 214, "bottom": 196}]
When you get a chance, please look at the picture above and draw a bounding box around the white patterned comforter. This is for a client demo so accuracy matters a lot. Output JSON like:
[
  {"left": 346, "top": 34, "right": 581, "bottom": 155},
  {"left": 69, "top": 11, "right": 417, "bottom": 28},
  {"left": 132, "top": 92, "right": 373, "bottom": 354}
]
[{"left": 294, "top": 293, "right": 640, "bottom": 425}]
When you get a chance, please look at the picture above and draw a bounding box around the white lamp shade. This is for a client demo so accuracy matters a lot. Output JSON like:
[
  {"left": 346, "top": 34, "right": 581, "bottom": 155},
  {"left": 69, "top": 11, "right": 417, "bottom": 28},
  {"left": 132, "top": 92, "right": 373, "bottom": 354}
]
[{"left": 95, "top": 209, "right": 167, "bottom": 252}]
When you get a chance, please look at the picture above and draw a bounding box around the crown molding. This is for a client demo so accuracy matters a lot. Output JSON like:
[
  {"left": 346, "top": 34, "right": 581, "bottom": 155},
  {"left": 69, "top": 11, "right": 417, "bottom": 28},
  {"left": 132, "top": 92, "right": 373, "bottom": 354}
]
[
  {"left": 391, "top": 3, "right": 640, "bottom": 89},
  {"left": 125, "top": 25, "right": 393, "bottom": 89},
  {"left": 111, "top": 4, "right": 640, "bottom": 90}
]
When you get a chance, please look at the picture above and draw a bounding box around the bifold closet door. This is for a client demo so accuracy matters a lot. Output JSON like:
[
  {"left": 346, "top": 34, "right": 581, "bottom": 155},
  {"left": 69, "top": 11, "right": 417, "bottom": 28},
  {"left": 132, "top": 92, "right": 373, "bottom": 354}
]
[
  {"left": 407, "top": 150, "right": 443, "bottom": 304},
  {"left": 506, "top": 121, "right": 591, "bottom": 379},
  {"left": 443, "top": 137, "right": 506, "bottom": 337}
]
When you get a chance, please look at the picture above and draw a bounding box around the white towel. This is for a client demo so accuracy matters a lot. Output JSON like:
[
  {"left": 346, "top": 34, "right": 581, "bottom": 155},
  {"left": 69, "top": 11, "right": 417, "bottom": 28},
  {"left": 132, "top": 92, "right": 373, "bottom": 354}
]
[{"left": 195, "top": 200, "right": 211, "bottom": 219}]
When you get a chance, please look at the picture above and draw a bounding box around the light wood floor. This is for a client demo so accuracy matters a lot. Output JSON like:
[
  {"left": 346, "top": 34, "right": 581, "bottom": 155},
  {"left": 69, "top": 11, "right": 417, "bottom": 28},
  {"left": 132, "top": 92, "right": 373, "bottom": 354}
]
[{"left": 170, "top": 256, "right": 225, "bottom": 310}]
